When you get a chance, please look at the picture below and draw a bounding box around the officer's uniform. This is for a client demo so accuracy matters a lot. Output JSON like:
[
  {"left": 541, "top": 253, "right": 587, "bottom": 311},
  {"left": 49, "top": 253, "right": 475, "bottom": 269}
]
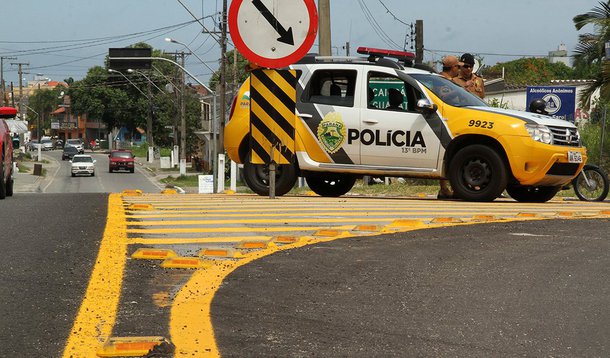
[{"left": 453, "top": 74, "right": 485, "bottom": 99}]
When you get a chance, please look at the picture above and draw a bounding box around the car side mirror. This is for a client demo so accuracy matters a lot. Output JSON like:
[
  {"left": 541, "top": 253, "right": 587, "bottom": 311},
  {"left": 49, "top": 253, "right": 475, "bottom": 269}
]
[
  {"left": 416, "top": 99, "right": 438, "bottom": 114},
  {"left": 108, "top": 155, "right": 111, "bottom": 158},
  {"left": 93, "top": 160, "right": 97, "bottom": 164},
  {"left": 69, "top": 160, "right": 72, "bottom": 163}
]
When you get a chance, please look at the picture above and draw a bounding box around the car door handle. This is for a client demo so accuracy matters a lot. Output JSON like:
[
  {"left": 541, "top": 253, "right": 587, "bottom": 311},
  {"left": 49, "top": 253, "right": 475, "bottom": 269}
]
[
  {"left": 363, "top": 119, "right": 379, "bottom": 124},
  {"left": 298, "top": 113, "right": 313, "bottom": 120}
]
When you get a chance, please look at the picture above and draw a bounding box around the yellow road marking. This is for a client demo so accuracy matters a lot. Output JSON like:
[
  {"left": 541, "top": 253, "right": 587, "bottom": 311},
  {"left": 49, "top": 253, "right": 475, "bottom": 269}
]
[
  {"left": 126, "top": 225, "right": 357, "bottom": 234},
  {"left": 62, "top": 194, "right": 127, "bottom": 358}
]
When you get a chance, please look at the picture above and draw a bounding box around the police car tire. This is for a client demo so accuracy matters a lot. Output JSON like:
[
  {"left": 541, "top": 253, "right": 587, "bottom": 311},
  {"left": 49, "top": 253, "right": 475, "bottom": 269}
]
[
  {"left": 0, "top": 168, "right": 6, "bottom": 199},
  {"left": 505, "top": 185, "right": 560, "bottom": 203},
  {"left": 243, "top": 160, "right": 297, "bottom": 197},
  {"left": 306, "top": 175, "right": 356, "bottom": 197},
  {"left": 6, "top": 172, "right": 13, "bottom": 197},
  {"left": 448, "top": 145, "right": 507, "bottom": 202}
]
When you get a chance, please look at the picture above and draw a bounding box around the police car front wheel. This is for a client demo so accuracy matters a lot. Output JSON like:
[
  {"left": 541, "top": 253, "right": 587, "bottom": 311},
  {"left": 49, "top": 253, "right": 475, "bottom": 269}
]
[
  {"left": 306, "top": 175, "right": 356, "bottom": 197},
  {"left": 243, "top": 160, "right": 297, "bottom": 197},
  {"left": 448, "top": 145, "right": 508, "bottom": 202}
]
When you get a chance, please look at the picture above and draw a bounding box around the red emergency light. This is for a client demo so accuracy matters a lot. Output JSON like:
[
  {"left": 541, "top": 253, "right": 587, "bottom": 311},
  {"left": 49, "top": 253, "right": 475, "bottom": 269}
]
[{"left": 357, "top": 47, "right": 416, "bottom": 60}]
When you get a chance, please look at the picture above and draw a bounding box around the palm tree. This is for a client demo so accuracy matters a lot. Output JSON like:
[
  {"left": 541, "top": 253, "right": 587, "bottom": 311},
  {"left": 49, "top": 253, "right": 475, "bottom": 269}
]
[{"left": 573, "top": 1, "right": 610, "bottom": 110}]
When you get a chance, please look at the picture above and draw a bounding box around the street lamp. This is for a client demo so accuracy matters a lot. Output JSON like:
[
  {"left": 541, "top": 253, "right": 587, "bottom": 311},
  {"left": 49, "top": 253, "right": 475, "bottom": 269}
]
[
  {"left": 108, "top": 69, "right": 148, "bottom": 97},
  {"left": 127, "top": 69, "right": 164, "bottom": 93},
  {"left": 165, "top": 37, "right": 219, "bottom": 182}
]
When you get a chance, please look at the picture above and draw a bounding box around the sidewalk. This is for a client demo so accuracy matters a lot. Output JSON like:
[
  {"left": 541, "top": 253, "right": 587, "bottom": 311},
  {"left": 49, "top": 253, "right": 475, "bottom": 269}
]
[{"left": 13, "top": 153, "right": 60, "bottom": 193}]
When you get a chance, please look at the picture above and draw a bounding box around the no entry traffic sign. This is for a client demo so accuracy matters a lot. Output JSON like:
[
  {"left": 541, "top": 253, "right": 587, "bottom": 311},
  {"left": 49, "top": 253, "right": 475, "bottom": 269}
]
[{"left": 229, "top": 0, "right": 318, "bottom": 69}]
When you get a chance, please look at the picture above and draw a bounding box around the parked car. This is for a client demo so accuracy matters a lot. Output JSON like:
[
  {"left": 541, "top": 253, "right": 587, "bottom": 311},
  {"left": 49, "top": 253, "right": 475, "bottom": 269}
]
[
  {"left": 65, "top": 138, "right": 84, "bottom": 154},
  {"left": 0, "top": 106, "right": 16, "bottom": 199},
  {"left": 70, "top": 154, "right": 96, "bottom": 177},
  {"left": 41, "top": 138, "right": 54, "bottom": 151},
  {"left": 62, "top": 146, "right": 79, "bottom": 160},
  {"left": 27, "top": 140, "right": 41, "bottom": 151},
  {"left": 108, "top": 149, "right": 135, "bottom": 173}
]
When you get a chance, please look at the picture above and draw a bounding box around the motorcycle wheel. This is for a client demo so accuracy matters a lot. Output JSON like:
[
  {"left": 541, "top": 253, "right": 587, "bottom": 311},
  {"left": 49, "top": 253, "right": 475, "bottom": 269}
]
[{"left": 572, "top": 164, "right": 609, "bottom": 201}]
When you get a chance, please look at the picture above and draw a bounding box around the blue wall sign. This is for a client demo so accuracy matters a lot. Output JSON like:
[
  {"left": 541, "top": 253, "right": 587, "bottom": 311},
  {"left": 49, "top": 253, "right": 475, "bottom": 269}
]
[{"left": 526, "top": 86, "right": 576, "bottom": 122}]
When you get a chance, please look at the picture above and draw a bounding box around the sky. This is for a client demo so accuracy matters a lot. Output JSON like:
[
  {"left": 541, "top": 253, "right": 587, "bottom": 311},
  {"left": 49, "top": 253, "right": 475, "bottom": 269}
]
[{"left": 0, "top": 0, "right": 604, "bottom": 88}]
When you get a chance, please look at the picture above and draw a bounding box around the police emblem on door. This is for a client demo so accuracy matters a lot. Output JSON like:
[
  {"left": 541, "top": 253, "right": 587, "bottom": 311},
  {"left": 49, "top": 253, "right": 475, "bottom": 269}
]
[{"left": 317, "top": 112, "right": 346, "bottom": 154}]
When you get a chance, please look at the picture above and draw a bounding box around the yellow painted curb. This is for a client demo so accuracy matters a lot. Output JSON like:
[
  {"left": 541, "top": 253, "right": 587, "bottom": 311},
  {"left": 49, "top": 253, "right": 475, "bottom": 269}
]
[
  {"left": 223, "top": 189, "right": 236, "bottom": 195},
  {"left": 131, "top": 248, "right": 177, "bottom": 260},
  {"left": 97, "top": 336, "right": 169, "bottom": 357},
  {"left": 161, "top": 189, "right": 178, "bottom": 195}
]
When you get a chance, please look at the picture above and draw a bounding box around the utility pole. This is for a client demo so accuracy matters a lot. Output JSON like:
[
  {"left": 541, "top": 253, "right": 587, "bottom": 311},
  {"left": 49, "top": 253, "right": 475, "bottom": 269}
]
[
  {"left": 318, "top": 0, "right": 331, "bottom": 56},
  {"left": 12, "top": 62, "right": 29, "bottom": 120},
  {"left": 218, "top": 0, "right": 228, "bottom": 160},
  {"left": 345, "top": 42, "right": 350, "bottom": 56},
  {"left": 1, "top": 56, "right": 17, "bottom": 106},
  {"left": 179, "top": 51, "right": 187, "bottom": 175},
  {"left": 415, "top": 20, "right": 424, "bottom": 64}
]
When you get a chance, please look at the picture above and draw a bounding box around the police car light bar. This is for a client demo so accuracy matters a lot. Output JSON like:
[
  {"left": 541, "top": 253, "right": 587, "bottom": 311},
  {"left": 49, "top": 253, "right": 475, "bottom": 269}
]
[
  {"left": 357, "top": 47, "right": 416, "bottom": 60},
  {"left": 0, "top": 107, "right": 18, "bottom": 119}
]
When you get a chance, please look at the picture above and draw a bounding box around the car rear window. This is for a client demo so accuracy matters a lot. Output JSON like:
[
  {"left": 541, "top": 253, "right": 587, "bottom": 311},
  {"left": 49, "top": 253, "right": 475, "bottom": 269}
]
[{"left": 112, "top": 151, "right": 133, "bottom": 159}]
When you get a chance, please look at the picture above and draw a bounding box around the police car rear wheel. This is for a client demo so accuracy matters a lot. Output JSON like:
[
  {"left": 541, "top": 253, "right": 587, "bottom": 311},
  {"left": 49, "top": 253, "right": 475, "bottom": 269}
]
[
  {"left": 449, "top": 145, "right": 507, "bottom": 202},
  {"left": 306, "top": 175, "right": 356, "bottom": 197},
  {"left": 243, "top": 160, "right": 297, "bottom": 197},
  {"left": 505, "top": 185, "right": 560, "bottom": 203}
]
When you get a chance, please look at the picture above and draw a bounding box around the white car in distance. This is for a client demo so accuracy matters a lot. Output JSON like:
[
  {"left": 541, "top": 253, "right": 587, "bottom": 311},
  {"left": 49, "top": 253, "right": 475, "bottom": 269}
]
[
  {"left": 66, "top": 139, "right": 84, "bottom": 154},
  {"left": 70, "top": 154, "right": 96, "bottom": 177}
]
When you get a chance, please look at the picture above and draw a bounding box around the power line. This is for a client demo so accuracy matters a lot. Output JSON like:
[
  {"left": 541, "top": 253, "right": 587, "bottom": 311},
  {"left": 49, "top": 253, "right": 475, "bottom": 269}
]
[
  {"left": 357, "top": 0, "right": 401, "bottom": 49},
  {"left": 424, "top": 48, "right": 548, "bottom": 58}
]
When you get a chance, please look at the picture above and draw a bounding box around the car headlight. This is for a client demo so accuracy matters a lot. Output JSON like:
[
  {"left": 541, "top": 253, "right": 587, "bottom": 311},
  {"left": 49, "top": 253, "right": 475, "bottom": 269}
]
[{"left": 525, "top": 124, "right": 553, "bottom": 144}]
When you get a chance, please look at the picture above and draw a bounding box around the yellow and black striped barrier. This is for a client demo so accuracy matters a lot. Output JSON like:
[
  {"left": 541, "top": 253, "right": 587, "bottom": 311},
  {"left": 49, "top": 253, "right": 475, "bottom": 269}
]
[{"left": 249, "top": 69, "right": 296, "bottom": 165}]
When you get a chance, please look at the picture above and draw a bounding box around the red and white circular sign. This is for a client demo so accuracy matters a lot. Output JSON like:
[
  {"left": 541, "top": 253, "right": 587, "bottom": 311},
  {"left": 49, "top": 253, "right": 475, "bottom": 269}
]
[{"left": 229, "top": 0, "right": 318, "bottom": 69}]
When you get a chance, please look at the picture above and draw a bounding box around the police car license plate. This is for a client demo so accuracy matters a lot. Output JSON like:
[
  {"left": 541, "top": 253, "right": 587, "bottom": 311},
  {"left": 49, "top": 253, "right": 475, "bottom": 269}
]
[{"left": 568, "top": 151, "right": 583, "bottom": 163}]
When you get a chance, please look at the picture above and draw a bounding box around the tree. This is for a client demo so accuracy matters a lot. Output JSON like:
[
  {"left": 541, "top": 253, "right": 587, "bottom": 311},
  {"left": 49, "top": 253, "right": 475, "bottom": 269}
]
[
  {"left": 482, "top": 58, "right": 574, "bottom": 85},
  {"left": 27, "top": 86, "right": 65, "bottom": 137},
  {"left": 573, "top": 1, "right": 610, "bottom": 109},
  {"left": 209, "top": 50, "right": 249, "bottom": 91}
]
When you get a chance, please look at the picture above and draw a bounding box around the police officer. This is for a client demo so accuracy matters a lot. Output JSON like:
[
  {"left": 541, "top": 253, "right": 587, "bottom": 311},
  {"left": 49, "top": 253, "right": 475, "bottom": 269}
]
[
  {"left": 439, "top": 55, "right": 462, "bottom": 80},
  {"left": 453, "top": 53, "right": 485, "bottom": 99}
]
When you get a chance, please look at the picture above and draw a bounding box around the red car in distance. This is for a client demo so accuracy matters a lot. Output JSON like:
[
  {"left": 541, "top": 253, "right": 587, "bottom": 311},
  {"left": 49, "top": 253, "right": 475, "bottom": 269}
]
[
  {"left": 0, "top": 107, "right": 17, "bottom": 199},
  {"left": 108, "top": 149, "right": 135, "bottom": 173}
]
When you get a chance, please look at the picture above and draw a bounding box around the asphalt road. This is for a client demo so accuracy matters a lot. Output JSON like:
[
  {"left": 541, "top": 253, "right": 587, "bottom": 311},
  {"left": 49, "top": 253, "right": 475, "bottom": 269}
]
[
  {"left": 0, "top": 193, "right": 108, "bottom": 357},
  {"left": 212, "top": 219, "right": 610, "bottom": 357}
]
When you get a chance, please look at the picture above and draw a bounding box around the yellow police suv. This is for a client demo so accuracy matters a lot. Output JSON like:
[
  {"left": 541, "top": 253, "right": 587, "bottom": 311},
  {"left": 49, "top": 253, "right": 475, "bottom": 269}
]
[{"left": 224, "top": 48, "right": 586, "bottom": 202}]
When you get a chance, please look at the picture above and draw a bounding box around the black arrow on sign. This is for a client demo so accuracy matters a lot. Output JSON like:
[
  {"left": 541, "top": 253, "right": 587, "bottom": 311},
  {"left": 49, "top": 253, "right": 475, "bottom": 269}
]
[{"left": 251, "top": 0, "right": 294, "bottom": 46}]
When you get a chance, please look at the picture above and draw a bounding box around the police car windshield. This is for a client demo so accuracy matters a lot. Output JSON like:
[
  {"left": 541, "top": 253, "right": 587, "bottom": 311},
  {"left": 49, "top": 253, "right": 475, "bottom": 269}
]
[{"left": 408, "top": 74, "right": 486, "bottom": 108}]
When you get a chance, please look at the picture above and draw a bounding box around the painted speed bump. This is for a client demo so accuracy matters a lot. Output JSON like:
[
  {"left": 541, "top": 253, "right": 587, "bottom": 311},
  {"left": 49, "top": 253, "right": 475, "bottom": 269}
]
[
  {"left": 272, "top": 235, "right": 302, "bottom": 244},
  {"left": 313, "top": 229, "right": 351, "bottom": 237},
  {"left": 472, "top": 215, "right": 497, "bottom": 221},
  {"left": 555, "top": 211, "right": 581, "bottom": 217},
  {"left": 161, "top": 188, "right": 178, "bottom": 195},
  {"left": 353, "top": 225, "right": 383, "bottom": 232},
  {"left": 237, "top": 240, "right": 275, "bottom": 249},
  {"left": 121, "top": 189, "right": 143, "bottom": 196},
  {"left": 199, "top": 248, "right": 244, "bottom": 258},
  {"left": 516, "top": 212, "right": 540, "bottom": 218},
  {"left": 127, "top": 203, "right": 154, "bottom": 211},
  {"left": 131, "top": 248, "right": 177, "bottom": 260},
  {"left": 97, "top": 336, "right": 172, "bottom": 357},
  {"left": 160, "top": 257, "right": 213, "bottom": 269},
  {"left": 386, "top": 219, "right": 425, "bottom": 228}
]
